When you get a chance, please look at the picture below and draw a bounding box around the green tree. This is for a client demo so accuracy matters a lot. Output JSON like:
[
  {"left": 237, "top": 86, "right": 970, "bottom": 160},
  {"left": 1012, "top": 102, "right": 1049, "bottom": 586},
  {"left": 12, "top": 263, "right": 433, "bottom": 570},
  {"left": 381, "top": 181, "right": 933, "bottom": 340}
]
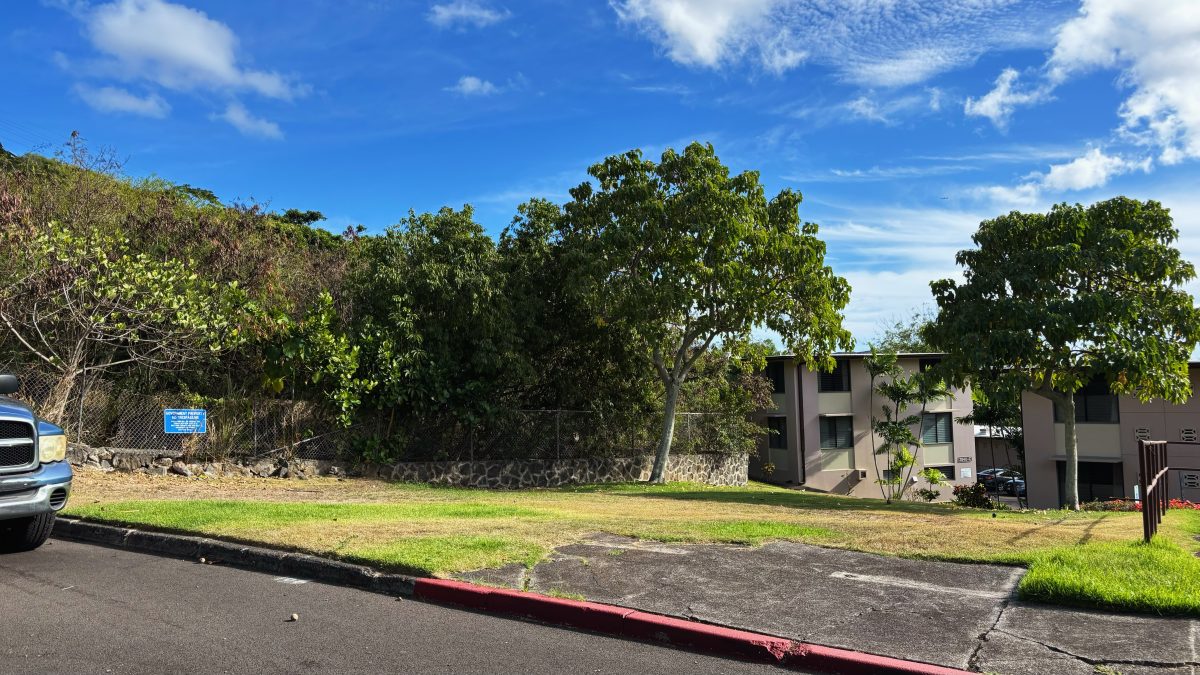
[
  {"left": 561, "top": 143, "right": 852, "bottom": 482},
  {"left": 927, "top": 198, "right": 1200, "bottom": 509},
  {"left": 874, "top": 306, "right": 935, "bottom": 353},
  {"left": 498, "top": 198, "right": 657, "bottom": 413},
  {"left": 351, "top": 206, "right": 519, "bottom": 428},
  {"left": 863, "top": 349, "right": 950, "bottom": 502},
  {"left": 263, "top": 292, "right": 373, "bottom": 426},
  {"left": 0, "top": 223, "right": 250, "bottom": 422}
]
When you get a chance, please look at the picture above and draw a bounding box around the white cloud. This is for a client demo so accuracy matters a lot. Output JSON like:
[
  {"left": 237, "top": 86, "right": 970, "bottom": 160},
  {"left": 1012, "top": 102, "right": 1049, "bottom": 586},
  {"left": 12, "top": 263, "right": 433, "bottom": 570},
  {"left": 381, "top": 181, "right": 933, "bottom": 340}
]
[
  {"left": 843, "top": 93, "right": 925, "bottom": 125},
  {"left": 427, "top": 0, "right": 511, "bottom": 29},
  {"left": 927, "top": 87, "right": 944, "bottom": 113},
  {"left": 216, "top": 102, "right": 283, "bottom": 139},
  {"left": 963, "top": 68, "right": 1050, "bottom": 129},
  {"left": 1039, "top": 147, "right": 1147, "bottom": 191},
  {"left": 809, "top": 203, "right": 990, "bottom": 342},
  {"left": 979, "top": 147, "right": 1150, "bottom": 208},
  {"left": 74, "top": 83, "right": 169, "bottom": 117},
  {"left": 845, "top": 97, "right": 887, "bottom": 124},
  {"left": 840, "top": 268, "right": 962, "bottom": 344},
  {"left": 847, "top": 48, "right": 963, "bottom": 88},
  {"left": 446, "top": 75, "right": 499, "bottom": 96},
  {"left": 1050, "top": 0, "right": 1200, "bottom": 164},
  {"left": 612, "top": 0, "right": 1063, "bottom": 84},
  {"left": 612, "top": 0, "right": 778, "bottom": 70},
  {"left": 971, "top": 0, "right": 1200, "bottom": 164},
  {"left": 789, "top": 163, "right": 977, "bottom": 183},
  {"left": 83, "top": 0, "right": 306, "bottom": 99}
]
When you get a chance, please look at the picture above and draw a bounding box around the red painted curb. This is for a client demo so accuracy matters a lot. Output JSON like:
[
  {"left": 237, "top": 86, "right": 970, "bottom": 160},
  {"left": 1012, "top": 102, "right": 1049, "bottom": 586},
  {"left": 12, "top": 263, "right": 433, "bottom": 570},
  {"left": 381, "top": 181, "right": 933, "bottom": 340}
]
[{"left": 412, "top": 578, "right": 971, "bottom": 675}]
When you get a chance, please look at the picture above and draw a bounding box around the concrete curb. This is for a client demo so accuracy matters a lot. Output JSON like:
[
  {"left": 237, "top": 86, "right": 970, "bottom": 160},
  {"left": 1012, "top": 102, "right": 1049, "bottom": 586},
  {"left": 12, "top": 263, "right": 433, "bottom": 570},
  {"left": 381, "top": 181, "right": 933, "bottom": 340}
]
[
  {"left": 53, "top": 518, "right": 416, "bottom": 597},
  {"left": 55, "top": 519, "right": 970, "bottom": 675}
]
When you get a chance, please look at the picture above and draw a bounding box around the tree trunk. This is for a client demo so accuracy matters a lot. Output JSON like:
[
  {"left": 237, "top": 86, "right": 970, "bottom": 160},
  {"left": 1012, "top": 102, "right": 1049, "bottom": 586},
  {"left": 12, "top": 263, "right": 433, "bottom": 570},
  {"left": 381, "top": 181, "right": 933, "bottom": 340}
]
[
  {"left": 1062, "top": 394, "right": 1080, "bottom": 510},
  {"left": 42, "top": 369, "right": 79, "bottom": 426},
  {"left": 988, "top": 424, "right": 997, "bottom": 494},
  {"left": 648, "top": 381, "right": 680, "bottom": 483}
]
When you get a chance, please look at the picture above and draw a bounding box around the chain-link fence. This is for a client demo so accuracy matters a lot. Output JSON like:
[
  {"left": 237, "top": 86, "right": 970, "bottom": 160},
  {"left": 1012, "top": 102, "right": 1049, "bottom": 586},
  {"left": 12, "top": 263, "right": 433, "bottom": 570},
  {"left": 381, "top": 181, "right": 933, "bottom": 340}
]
[{"left": 6, "top": 369, "right": 738, "bottom": 463}]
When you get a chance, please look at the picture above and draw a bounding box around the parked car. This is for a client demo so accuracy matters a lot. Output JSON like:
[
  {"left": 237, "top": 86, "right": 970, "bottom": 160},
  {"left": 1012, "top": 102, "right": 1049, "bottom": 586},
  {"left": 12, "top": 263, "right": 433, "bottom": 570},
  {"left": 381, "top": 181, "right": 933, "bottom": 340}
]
[
  {"left": 0, "top": 374, "right": 72, "bottom": 552},
  {"left": 1001, "top": 477, "right": 1026, "bottom": 498},
  {"left": 978, "top": 468, "right": 1022, "bottom": 492}
]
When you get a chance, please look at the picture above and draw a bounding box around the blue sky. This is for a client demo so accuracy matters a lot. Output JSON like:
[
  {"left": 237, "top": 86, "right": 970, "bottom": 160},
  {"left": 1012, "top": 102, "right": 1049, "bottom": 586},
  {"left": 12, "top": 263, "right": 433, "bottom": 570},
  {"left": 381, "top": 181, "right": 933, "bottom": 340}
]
[{"left": 5, "top": 0, "right": 1200, "bottom": 344}]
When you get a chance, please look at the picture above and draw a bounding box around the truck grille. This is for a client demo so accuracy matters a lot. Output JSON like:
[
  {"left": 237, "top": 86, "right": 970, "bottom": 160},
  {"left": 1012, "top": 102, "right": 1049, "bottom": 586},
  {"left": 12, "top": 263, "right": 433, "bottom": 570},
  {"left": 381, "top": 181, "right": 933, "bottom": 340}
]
[{"left": 0, "top": 420, "right": 36, "bottom": 469}]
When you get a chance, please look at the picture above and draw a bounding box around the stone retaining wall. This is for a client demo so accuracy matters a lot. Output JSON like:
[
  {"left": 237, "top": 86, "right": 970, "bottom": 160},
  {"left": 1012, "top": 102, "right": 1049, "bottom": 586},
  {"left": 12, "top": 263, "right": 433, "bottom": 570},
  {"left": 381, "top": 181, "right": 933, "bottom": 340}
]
[
  {"left": 66, "top": 445, "right": 748, "bottom": 487},
  {"left": 363, "top": 452, "right": 748, "bottom": 488}
]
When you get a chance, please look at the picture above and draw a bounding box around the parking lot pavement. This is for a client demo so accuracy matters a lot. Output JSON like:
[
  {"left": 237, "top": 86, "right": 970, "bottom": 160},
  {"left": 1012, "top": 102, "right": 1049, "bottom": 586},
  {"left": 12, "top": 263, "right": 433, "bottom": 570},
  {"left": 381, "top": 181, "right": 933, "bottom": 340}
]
[
  {"left": 462, "top": 534, "right": 1200, "bottom": 674},
  {"left": 0, "top": 539, "right": 789, "bottom": 675}
]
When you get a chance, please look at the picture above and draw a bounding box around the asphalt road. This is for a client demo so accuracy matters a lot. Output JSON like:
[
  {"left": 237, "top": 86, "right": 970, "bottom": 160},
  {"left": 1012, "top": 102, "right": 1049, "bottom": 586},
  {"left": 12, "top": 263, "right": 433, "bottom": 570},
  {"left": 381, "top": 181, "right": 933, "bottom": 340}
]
[{"left": 0, "top": 539, "right": 788, "bottom": 675}]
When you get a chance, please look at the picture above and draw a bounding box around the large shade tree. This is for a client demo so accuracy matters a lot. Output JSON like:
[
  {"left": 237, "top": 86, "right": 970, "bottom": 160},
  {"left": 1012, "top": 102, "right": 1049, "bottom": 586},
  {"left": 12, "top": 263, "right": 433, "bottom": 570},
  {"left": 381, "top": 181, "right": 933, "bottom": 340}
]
[
  {"left": 561, "top": 142, "right": 852, "bottom": 482},
  {"left": 927, "top": 197, "right": 1200, "bottom": 509}
]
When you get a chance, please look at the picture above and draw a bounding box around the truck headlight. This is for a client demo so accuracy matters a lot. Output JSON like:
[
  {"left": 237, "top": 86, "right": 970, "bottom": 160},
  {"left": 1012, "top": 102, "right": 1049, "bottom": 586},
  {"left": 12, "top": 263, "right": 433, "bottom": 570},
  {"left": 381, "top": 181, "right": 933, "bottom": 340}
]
[{"left": 40, "top": 434, "right": 67, "bottom": 463}]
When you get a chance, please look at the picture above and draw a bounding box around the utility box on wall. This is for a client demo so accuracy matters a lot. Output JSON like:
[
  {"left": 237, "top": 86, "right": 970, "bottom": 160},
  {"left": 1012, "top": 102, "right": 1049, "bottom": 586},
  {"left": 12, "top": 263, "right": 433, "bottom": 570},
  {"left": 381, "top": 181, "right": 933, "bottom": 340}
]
[{"left": 1180, "top": 470, "right": 1200, "bottom": 501}]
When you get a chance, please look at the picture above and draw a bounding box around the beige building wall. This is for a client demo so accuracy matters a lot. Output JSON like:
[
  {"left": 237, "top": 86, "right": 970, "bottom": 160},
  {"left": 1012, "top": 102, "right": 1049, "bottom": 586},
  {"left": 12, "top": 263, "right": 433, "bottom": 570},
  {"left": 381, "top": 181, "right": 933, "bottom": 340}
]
[
  {"left": 1022, "top": 368, "right": 1200, "bottom": 508},
  {"left": 754, "top": 355, "right": 976, "bottom": 501},
  {"left": 750, "top": 362, "right": 803, "bottom": 485},
  {"left": 975, "top": 436, "right": 1020, "bottom": 472}
]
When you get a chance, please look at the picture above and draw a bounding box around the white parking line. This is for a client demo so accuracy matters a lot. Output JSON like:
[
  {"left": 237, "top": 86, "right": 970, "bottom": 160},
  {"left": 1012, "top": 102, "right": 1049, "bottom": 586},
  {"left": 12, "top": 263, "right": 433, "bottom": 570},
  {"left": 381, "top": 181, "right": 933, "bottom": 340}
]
[
  {"left": 273, "top": 576, "right": 309, "bottom": 585},
  {"left": 1189, "top": 619, "right": 1197, "bottom": 675},
  {"left": 829, "top": 571, "right": 1010, "bottom": 600}
]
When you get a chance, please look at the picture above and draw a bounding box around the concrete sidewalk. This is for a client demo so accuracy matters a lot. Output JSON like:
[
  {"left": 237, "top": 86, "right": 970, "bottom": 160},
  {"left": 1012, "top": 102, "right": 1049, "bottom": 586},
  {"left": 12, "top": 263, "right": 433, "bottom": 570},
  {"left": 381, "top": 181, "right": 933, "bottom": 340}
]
[{"left": 461, "top": 534, "right": 1199, "bottom": 675}]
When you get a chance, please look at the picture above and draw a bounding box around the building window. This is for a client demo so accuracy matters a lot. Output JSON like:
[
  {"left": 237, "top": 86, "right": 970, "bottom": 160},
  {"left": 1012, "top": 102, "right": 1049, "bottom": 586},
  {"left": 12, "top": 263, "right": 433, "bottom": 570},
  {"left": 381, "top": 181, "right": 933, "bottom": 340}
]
[
  {"left": 1056, "top": 461, "right": 1124, "bottom": 505},
  {"left": 820, "top": 416, "right": 854, "bottom": 471},
  {"left": 927, "top": 466, "right": 955, "bottom": 482},
  {"left": 1054, "top": 378, "right": 1119, "bottom": 423},
  {"left": 767, "top": 417, "right": 787, "bottom": 449},
  {"left": 765, "top": 362, "right": 785, "bottom": 394},
  {"left": 921, "top": 413, "right": 953, "bottom": 445},
  {"left": 820, "top": 416, "right": 853, "bottom": 449},
  {"left": 918, "top": 357, "right": 941, "bottom": 372},
  {"left": 818, "top": 359, "right": 850, "bottom": 392}
]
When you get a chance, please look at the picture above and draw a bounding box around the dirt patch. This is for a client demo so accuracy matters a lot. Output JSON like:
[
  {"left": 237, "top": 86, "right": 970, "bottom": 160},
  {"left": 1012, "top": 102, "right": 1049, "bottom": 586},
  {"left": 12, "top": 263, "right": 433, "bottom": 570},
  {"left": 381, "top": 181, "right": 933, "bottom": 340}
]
[{"left": 70, "top": 469, "right": 403, "bottom": 504}]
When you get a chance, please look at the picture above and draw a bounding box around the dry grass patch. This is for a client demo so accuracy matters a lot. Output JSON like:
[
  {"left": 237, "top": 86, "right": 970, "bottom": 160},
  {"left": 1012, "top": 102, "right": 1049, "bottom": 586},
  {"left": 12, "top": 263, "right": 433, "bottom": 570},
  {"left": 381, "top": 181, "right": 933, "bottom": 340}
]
[{"left": 68, "top": 471, "right": 1150, "bottom": 571}]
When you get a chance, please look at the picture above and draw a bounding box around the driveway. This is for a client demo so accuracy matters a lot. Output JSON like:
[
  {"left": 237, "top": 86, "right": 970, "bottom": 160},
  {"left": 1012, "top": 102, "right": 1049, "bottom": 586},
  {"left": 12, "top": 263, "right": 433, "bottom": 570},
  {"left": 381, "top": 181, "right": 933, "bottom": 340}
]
[{"left": 462, "top": 534, "right": 1199, "bottom": 674}]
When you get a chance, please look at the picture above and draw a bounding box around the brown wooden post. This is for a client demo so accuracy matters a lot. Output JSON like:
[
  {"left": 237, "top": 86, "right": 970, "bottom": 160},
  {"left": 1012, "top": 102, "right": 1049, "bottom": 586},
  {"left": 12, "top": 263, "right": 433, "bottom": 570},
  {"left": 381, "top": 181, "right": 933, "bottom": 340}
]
[{"left": 1139, "top": 439, "right": 1150, "bottom": 542}]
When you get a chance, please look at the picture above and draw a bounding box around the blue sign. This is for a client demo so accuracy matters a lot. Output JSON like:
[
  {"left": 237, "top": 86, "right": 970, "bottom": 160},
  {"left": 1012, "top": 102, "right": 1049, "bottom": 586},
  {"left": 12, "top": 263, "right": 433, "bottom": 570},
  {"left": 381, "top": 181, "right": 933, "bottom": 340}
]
[{"left": 164, "top": 409, "right": 207, "bottom": 434}]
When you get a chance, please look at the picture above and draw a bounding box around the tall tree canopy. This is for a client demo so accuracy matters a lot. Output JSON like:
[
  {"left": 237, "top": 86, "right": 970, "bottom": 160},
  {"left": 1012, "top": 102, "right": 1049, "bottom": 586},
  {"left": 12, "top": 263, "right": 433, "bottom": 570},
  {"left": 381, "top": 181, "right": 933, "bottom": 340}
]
[
  {"left": 561, "top": 142, "right": 852, "bottom": 481},
  {"left": 927, "top": 197, "right": 1200, "bottom": 509},
  {"left": 350, "top": 206, "right": 521, "bottom": 424}
]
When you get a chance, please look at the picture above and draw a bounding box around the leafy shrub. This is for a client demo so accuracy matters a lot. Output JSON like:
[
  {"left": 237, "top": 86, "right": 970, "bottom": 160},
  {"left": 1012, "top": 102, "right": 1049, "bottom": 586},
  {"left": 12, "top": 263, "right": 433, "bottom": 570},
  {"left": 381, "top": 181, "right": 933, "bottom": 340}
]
[
  {"left": 1081, "top": 499, "right": 1139, "bottom": 512},
  {"left": 952, "top": 483, "right": 996, "bottom": 509}
]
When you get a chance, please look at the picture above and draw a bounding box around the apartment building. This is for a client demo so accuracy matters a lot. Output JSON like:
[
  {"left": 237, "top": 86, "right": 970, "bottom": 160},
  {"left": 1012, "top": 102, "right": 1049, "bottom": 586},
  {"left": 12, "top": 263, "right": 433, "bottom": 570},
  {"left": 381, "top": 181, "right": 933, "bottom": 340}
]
[
  {"left": 1022, "top": 367, "right": 1200, "bottom": 508},
  {"left": 752, "top": 353, "right": 977, "bottom": 498}
]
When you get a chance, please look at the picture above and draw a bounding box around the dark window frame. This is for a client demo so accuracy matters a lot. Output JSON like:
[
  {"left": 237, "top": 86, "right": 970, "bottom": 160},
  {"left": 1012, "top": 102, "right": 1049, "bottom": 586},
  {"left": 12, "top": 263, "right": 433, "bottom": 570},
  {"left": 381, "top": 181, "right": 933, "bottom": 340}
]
[
  {"left": 1055, "top": 461, "right": 1125, "bottom": 505},
  {"left": 918, "top": 357, "right": 942, "bottom": 372},
  {"left": 819, "top": 415, "right": 853, "bottom": 450},
  {"left": 1054, "top": 393, "right": 1120, "bottom": 424},
  {"left": 818, "top": 359, "right": 851, "bottom": 393},
  {"left": 765, "top": 362, "right": 785, "bottom": 394},
  {"left": 921, "top": 412, "right": 953, "bottom": 445},
  {"left": 927, "top": 465, "right": 956, "bottom": 482},
  {"left": 767, "top": 417, "right": 788, "bottom": 449}
]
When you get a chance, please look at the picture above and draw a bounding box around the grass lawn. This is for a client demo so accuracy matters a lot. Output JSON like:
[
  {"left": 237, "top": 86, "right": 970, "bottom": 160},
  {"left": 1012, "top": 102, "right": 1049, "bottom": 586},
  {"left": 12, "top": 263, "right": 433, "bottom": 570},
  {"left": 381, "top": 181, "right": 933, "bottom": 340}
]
[{"left": 65, "top": 472, "right": 1200, "bottom": 616}]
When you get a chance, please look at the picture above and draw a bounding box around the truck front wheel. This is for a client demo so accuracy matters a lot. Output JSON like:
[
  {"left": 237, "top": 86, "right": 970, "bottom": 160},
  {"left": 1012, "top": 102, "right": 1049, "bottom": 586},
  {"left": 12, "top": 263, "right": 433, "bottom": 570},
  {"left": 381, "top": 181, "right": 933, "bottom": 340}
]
[{"left": 0, "top": 512, "right": 56, "bottom": 553}]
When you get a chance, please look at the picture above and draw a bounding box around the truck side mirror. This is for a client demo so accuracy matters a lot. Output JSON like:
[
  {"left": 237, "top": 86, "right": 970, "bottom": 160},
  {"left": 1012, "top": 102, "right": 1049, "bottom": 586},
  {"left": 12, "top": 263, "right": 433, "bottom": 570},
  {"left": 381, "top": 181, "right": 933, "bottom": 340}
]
[{"left": 0, "top": 374, "right": 20, "bottom": 395}]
